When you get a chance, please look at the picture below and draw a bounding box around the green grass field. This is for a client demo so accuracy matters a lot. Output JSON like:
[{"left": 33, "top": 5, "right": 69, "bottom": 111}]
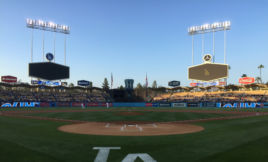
[
  {"left": 25, "top": 110, "right": 234, "bottom": 122},
  {"left": 1, "top": 107, "right": 268, "bottom": 162}
]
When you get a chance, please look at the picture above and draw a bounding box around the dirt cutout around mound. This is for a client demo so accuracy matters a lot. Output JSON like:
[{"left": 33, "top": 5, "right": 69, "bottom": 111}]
[{"left": 58, "top": 122, "right": 204, "bottom": 136}]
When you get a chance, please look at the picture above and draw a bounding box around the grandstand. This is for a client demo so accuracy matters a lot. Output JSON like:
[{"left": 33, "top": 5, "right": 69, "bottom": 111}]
[
  {"left": 154, "top": 88, "right": 268, "bottom": 103},
  {"left": 2, "top": 80, "right": 268, "bottom": 105},
  {"left": 0, "top": 82, "right": 112, "bottom": 103}
]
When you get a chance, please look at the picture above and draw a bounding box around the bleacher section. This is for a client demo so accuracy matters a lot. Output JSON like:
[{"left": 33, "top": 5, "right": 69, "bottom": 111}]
[
  {"left": 0, "top": 87, "right": 112, "bottom": 103},
  {"left": 154, "top": 90, "right": 268, "bottom": 102}
]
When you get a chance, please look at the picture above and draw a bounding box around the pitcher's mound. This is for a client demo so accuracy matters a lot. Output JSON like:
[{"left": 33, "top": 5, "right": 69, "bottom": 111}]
[{"left": 58, "top": 122, "right": 204, "bottom": 136}]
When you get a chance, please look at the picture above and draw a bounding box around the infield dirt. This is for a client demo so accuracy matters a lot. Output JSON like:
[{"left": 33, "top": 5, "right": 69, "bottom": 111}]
[{"left": 58, "top": 122, "right": 204, "bottom": 136}]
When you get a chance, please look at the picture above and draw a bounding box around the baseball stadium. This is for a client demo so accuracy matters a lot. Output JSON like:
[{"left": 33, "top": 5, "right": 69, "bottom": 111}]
[{"left": 1, "top": 0, "right": 268, "bottom": 162}]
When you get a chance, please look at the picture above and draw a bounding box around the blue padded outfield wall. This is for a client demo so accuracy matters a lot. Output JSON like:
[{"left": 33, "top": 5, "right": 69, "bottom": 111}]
[
  {"left": 0, "top": 101, "right": 265, "bottom": 108},
  {"left": 112, "top": 102, "right": 146, "bottom": 107}
]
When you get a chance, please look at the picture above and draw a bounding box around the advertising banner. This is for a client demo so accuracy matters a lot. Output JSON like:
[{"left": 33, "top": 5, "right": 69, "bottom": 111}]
[
  {"left": 78, "top": 80, "right": 90, "bottom": 86},
  {"left": 159, "top": 103, "right": 171, "bottom": 107},
  {"left": 262, "top": 103, "right": 268, "bottom": 108},
  {"left": 34, "top": 80, "right": 60, "bottom": 86},
  {"left": 72, "top": 102, "right": 84, "bottom": 107},
  {"left": 1, "top": 75, "right": 17, "bottom": 83},
  {"left": 40, "top": 102, "right": 50, "bottom": 107},
  {"left": 61, "top": 82, "right": 68, "bottom": 86},
  {"left": 50, "top": 102, "right": 57, "bottom": 107},
  {"left": 168, "top": 81, "right": 180, "bottom": 87},
  {"left": 190, "top": 82, "right": 226, "bottom": 87},
  {"left": 112, "top": 103, "right": 146, "bottom": 107},
  {"left": 146, "top": 103, "right": 153, "bottom": 107},
  {"left": 56, "top": 102, "right": 71, "bottom": 107},
  {"left": 203, "top": 102, "right": 216, "bottom": 107},
  {"left": 98, "top": 103, "right": 106, "bottom": 107},
  {"left": 31, "top": 80, "right": 39, "bottom": 85},
  {"left": 239, "top": 77, "right": 255, "bottom": 84},
  {"left": 152, "top": 103, "right": 159, "bottom": 107},
  {"left": 87, "top": 103, "right": 99, "bottom": 107},
  {"left": 187, "top": 103, "right": 199, "bottom": 107},
  {"left": 172, "top": 103, "right": 186, "bottom": 107},
  {"left": 1, "top": 102, "right": 40, "bottom": 108},
  {"left": 216, "top": 102, "right": 261, "bottom": 108}
]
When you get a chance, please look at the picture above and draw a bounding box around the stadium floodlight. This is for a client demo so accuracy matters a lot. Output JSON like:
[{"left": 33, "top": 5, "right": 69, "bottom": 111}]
[
  {"left": 188, "top": 20, "right": 231, "bottom": 66},
  {"left": 26, "top": 18, "right": 70, "bottom": 66},
  {"left": 188, "top": 21, "right": 231, "bottom": 35},
  {"left": 26, "top": 18, "right": 70, "bottom": 34}
]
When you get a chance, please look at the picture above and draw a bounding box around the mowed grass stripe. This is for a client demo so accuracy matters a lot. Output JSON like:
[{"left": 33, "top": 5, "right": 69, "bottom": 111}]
[
  {"left": 0, "top": 139, "right": 59, "bottom": 162},
  {"left": 199, "top": 134, "right": 268, "bottom": 162},
  {"left": 23, "top": 111, "right": 235, "bottom": 122}
]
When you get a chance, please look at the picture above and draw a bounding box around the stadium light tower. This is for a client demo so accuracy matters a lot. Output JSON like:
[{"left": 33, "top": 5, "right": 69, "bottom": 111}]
[
  {"left": 188, "top": 21, "right": 231, "bottom": 64},
  {"left": 26, "top": 18, "right": 70, "bottom": 65}
]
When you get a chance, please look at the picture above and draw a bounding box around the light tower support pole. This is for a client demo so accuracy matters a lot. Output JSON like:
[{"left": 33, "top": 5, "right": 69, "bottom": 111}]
[
  {"left": 213, "top": 29, "right": 215, "bottom": 63},
  {"left": 54, "top": 32, "right": 56, "bottom": 62},
  {"left": 42, "top": 30, "right": 45, "bottom": 61},
  {"left": 31, "top": 29, "right": 33, "bottom": 62},
  {"left": 64, "top": 35, "right": 66, "bottom": 65},
  {"left": 202, "top": 32, "right": 204, "bottom": 56},
  {"left": 224, "top": 29, "right": 226, "bottom": 64},
  {"left": 192, "top": 35, "right": 194, "bottom": 65}
]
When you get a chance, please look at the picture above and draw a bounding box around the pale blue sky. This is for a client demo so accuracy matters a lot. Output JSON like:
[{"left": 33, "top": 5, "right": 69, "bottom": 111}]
[{"left": 0, "top": 0, "right": 268, "bottom": 87}]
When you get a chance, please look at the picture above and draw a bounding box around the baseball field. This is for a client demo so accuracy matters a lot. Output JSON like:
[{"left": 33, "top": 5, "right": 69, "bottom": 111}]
[{"left": 1, "top": 107, "right": 268, "bottom": 162}]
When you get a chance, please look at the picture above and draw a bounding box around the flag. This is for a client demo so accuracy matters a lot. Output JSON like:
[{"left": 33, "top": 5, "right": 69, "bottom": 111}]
[{"left": 111, "top": 73, "right": 113, "bottom": 89}]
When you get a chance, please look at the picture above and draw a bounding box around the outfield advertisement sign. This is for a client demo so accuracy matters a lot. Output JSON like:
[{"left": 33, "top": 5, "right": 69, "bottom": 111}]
[
  {"left": 159, "top": 103, "right": 171, "bottom": 107},
  {"left": 1, "top": 102, "right": 40, "bottom": 108},
  {"left": 202, "top": 102, "right": 217, "bottom": 107},
  {"left": 146, "top": 103, "right": 159, "bottom": 107},
  {"left": 187, "top": 103, "right": 200, "bottom": 107},
  {"left": 57, "top": 102, "right": 71, "bottom": 107},
  {"left": 216, "top": 102, "right": 261, "bottom": 108},
  {"left": 262, "top": 103, "right": 268, "bottom": 108},
  {"left": 172, "top": 103, "right": 186, "bottom": 107},
  {"left": 112, "top": 103, "right": 146, "bottom": 107}
]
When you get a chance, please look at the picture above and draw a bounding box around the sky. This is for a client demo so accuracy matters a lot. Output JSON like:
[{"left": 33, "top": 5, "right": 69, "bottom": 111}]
[{"left": 0, "top": 0, "right": 268, "bottom": 88}]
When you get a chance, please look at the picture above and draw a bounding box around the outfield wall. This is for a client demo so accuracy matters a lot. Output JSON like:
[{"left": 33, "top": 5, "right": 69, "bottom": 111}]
[{"left": 0, "top": 101, "right": 266, "bottom": 108}]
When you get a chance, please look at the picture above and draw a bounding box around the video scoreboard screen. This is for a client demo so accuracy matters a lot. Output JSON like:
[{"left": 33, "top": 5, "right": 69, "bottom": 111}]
[
  {"left": 188, "top": 63, "right": 228, "bottom": 82},
  {"left": 29, "top": 62, "right": 69, "bottom": 80}
]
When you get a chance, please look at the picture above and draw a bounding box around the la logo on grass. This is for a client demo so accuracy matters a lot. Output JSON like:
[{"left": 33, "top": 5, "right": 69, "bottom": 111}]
[{"left": 93, "top": 147, "right": 156, "bottom": 162}]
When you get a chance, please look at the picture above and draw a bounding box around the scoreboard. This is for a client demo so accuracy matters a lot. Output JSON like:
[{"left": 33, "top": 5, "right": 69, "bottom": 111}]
[{"left": 188, "top": 63, "right": 228, "bottom": 82}]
